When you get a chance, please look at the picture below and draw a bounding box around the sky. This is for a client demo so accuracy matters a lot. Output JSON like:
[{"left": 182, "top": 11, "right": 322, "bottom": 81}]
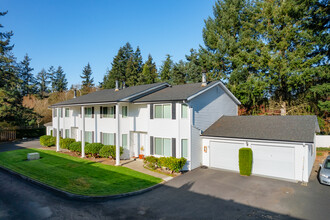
[{"left": 2, "top": 0, "right": 216, "bottom": 87}]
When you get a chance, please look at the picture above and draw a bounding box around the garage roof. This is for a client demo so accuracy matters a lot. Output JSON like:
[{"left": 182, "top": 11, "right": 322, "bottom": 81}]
[{"left": 202, "top": 115, "right": 320, "bottom": 143}]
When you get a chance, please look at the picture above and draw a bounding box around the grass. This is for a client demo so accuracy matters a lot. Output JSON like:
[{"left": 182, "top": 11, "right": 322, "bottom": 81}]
[
  {"left": 317, "top": 152, "right": 324, "bottom": 156},
  {"left": 316, "top": 147, "right": 330, "bottom": 152},
  {"left": 0, "top": 149, "right": 162, "bottom": 196}
]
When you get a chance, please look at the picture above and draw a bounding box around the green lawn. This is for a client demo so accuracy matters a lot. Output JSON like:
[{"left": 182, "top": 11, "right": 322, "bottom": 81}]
[{"left": 0, "top": 149, "right": 162, "bottom": 196}]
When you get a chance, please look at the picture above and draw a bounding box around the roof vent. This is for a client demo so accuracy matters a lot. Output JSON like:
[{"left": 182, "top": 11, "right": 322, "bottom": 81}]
[
  {"left": 122, "top": 81, "right": 126, "bottom": 89},
  {"left": 73, "top": 89, "right": 77, "bottom": 98},
  {"left": 115, "top": 80, "right": 119, "bottom": 91},
  {"left": 201, "top": 70, "right": 207, "bottom": 87}
]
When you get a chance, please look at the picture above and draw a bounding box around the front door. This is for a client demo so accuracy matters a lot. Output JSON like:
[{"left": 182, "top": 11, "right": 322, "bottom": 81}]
[{"left": 132, "top": 132, "right": 146, "bottom": 157}]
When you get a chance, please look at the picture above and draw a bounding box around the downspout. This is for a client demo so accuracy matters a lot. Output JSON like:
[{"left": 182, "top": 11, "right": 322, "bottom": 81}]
[
  {"left": 81, "top": 106, "right": 85, "bottom": 158},
  {"left": 115, "top": 103, "right": 120, "bottom": 166},
  {"left": 56, "top": 108, "right": 60, "bottom": 152}
]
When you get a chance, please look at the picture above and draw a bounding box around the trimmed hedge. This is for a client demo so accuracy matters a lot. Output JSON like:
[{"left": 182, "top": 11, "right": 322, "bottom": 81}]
[
  {"left": 69, "top": 141, "right": 82, "bottom": 152},
  {"left": 60, "top": 138, "right": 76, "bottom": 149},
  {"left": 144, "top": 156, "right": 187, "bottom": 173},
  {"left": 99, "top": 145, "right": 124, "bottom": 159},
  {"left": 85, "top": 143, "right": 104, "bottom": 156},
  {"left": 239, "top": 148, "right": 253, "bottom": 176},
  {"left": 39, "top": 135, "right": 56, "bottom": 147}
]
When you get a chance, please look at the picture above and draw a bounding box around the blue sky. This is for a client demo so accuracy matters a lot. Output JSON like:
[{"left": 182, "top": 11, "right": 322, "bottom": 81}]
[{"left": 2, "top": 0, "right": 216, "bottom": 86}]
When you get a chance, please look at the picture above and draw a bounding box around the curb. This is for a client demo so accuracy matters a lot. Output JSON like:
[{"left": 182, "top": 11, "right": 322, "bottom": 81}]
[{"left": 0, "top": 165, "right": 165, "bottom": 202}]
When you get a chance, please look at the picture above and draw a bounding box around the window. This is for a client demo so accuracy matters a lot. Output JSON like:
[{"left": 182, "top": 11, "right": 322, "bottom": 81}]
[
  {"left": 103, "top": 133, "right": 115, "bottom": 145},
  {"left": 85, "top": 131, "right": 93, "bottom": 143},
  {"left": 65, "top": 108, "right": 69, "bottom": 117},
  {"left": 154, "top": 104, "right": 171, "bottom": 119},
  {"left": 85, "top": 107, "right": 92, "bottom": 118},
  {"left": 65, "top": 129, "right": 70, "bottom": 138},
  {"left": 181, "top": 139, "right": 188, "bottom": 158},
  {"left": 122, "top": 134, "right": 128, "bottom": 148},
  {"left": 58, "top": 108, "right": 62, "bottom": 117},
  {"left": 54, "top": 109, "right": 57, "bottom": 117},
  {"left": 181, "top": 104, "right": 188, "bottom": 118},
  {"left": 102, "top": 106, "right": 115, "bottom": 118},
  {"left": 122, "top": 106, "right": 128, "bottom": 118},
  {"left": 154, "top": 137, "right": 172, "bottom": 156}
]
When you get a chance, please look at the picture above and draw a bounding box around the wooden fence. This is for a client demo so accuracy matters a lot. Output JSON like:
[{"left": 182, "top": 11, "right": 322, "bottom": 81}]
[{"left": 0, "top": 130, "right": 16, "bottom": 142}]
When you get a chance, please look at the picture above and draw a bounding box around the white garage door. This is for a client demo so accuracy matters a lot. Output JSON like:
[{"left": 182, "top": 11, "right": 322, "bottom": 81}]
[
  {"left": 210, "top": 141, "right": 244, "bottom": 171},
  {"left": 251, "top": 144, "right": 295, "bottom": 180}
]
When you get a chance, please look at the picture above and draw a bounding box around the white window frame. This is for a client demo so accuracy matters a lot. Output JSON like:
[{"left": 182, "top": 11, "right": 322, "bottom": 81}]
[
  {"left": 181, "top": 139, "right": 188, "bottom": 158},
  {"left": 154, "top": 103, "right": 172, "bottom": 119},
  {"left": 122, "top": 134, "right": 128, "bottom": 148},
  {"left": 85, "top": 107, "right": 92, "bottom": 118},
  {"left": 65, "top": 108, "right": 70, "bottom": 117},
  {"left": 65, "top": 129, "right": 70, "bottom": 138},
  {"left": 102, "top": 133, "right": 115, "bottom": 145},
  {"left": 181, "top": 104, "right": 188, "bottom": 119},
  {"left": 54, "top": 109, "right": 57, "bottom": 117},
  {"left": 85, "top": 131, "right": 93, "bottom": 143},
  {"left": 154, "top": 137, "right": 172, "bottom": 157},
  {"left": 122, "top": 106, "right": 128, "bottom": 118}
]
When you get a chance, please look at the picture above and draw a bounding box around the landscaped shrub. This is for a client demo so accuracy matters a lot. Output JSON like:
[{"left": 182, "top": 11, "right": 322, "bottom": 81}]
[
  {"left": 143, "top": 156, "right": 187, "bottom": 173},
  {"left": 68, "top": 141, "right": 90, "bottom": 153},
  {"left": 40, "top": 135, "right": 56, "bottom": 147},
  {"left": 99, "top": 145, "right": 124, "bottom": 159},
  {"left": 60, "top": 138, "right": 75, "bottom": 149},
  {"left": 239, "top": 148, "right": 253, "bottom": 176},
  {"left": 144, "top": 156, "right": 159, "bottom": 170},
  {"left": 85, "top": 143, "right": 104, "bottom": 156}
]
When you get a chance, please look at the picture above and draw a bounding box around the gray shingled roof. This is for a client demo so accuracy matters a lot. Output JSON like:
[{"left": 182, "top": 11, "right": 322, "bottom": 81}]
[
  {"left": 202, "top": 115, "right": 319, "bottom": 143},
  {"left": 50, "top": 83, "right": 168, "bottom": 107},
  {"left": 133, "top": 81, "right": 220, "bottom": 102}
]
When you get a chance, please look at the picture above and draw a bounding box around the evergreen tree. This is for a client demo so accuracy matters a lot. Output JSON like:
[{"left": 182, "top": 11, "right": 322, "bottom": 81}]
[
  {"left": 160, "top": 54, "right": 173, "bottom": 82},
  {"left": 19, "top": 54, "right": 36, "bottom": 96},
  {"left": 185, "top": 49, "right": 203, "bottom": 83},
  {"left": 48, "top": 66, "right": 57, "bottom": 92},
  {"left": 138, "top": 54, "right": 158, "bottom": 85},
  {"left": 54, "top": 66, "right": 68, "bottom": 92},
  {"left": 0, "top": 11, "right": 37, "bottom": 126},
  {"left": 171, "top": 61, "right": 186, "bottom": 85},
  {"left": 36, "top": 68, "right": 50, "bottom": 99},
  {"left": 81, "top": 63, "right": 94, "bottom": 89}
]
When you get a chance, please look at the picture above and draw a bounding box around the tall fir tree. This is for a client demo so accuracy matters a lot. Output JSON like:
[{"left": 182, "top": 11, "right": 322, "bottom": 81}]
[
  {"left": 171, "top": 61, "right": 186, "bottom": 85},
  {"left": 138, "top": 54, "right": 158, "bottom": 85},
  {"left": 48, "top": 66, "right": 57, "bottom": 92},
  {"left": 19, "top": 54, "right": 36, "bottom": 96},
  {"left": 126, "top": 46, "right": 143, "bottom": 86},
  {"left": 81, "top": 63, "right": 94, "bottom": 89},
  {"left": 36, "top": 68, "right": 50, "bottom": 99},
  {"left": 160, "top": 54, "right": 173, "bottom": 82},
  {"left": 54, "top": 66, "right": 68, "bottom": 92}
]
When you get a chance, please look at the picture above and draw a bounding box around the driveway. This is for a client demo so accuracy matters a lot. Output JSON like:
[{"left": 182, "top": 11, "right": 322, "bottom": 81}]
[
  {"left": 0, "top": 140, "right": 329, "bottom": 219},
  {"left": 0, "top": 138, "right": 42, "bottom": 152}
]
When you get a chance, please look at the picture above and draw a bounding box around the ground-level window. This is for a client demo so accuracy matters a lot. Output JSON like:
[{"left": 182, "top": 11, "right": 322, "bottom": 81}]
[
  {"left": 155, "top": 137, "right": 172, "bottom": 157},
  {"left": 65, "top": 108, "right": 69, "bottom": 117},
  {"left": 122, "top": 106, "right": 128, "bottom": 118},
  {"left": 85, "top": 131, "right": 93, "bottom": 143},
  {"left": 122, "top": 134, "right": 128, "bottom": 148},
  {"left": 65, "top": 129, "right": 70, "bottom": 138},
  {"left": 181, "top": 139, "right": 188, "bottom": 158},
  {"left": 154, "top": 104, "right": 171, "bottom": 119},
  {"left": 103, "top": 133, "right": 115, "bottom": 145}
]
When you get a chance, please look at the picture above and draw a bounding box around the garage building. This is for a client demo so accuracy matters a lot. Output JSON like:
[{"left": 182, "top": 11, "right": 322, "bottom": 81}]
[{"left": 201, "top": 115, "right": 320, "bottom": 182}]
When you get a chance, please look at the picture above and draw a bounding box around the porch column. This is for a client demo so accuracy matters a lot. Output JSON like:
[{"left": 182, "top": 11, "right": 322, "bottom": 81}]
[
  {"left": 81, "top": 106, "right": 85, "bottom": 158},
  {"left": 116, "top": 103, "right": 120, "bottom": 166},
  {"left": 56, "top": 108, "right": 60, "bottom": 152}
]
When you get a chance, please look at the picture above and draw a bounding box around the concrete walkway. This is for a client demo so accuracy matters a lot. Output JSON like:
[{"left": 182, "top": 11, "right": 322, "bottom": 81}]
[{"left": 121, "top": 159, "right": 172, "bottom": 181}]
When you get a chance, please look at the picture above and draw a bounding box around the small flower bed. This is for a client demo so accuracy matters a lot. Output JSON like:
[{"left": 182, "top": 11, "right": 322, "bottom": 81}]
[{"left": 144, "top": 156, "right": 187, "bottom": 173}]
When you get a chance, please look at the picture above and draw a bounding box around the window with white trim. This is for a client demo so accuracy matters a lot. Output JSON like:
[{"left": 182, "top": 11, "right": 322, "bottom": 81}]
[
  {"left": 54, "top": 109, "right": 57, "bottom": 117},
  {"left": 103, "top": 133, "right": 115, "bottom": 145},
  {"left": 181, "top": 139, "right": 188, "bottom": 158},
  {"left": 85, "top": 131, "right": 93, "bottom": 143},
  {"left": 122, "top": 106, "right": 128, "bottom": 118},
  {"left": 65, "top": 129, "right": 70, "bottom": 138},
  {"left": 65, "top": 108, "right": 69, "bottom": 117},
  {"left": 122, "top": 134, "right": 128, "bottom": 148},
  {"left": 154, "top": 104, "right": 171, "bottom": 119},
  {"left": 85, "top": 107, "right": 92, "bottom": 118},
  {"left": 102, "top": 106, "right": 115, "bottom": 118},
  {"left": 154, "top": 137, "right": 172, "bottom": 157},
  {"left": 181, "top": 104, "right": 188, "bottom": 119}
]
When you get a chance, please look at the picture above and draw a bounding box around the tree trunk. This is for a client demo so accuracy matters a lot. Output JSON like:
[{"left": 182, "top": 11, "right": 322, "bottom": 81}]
[{"left": 280, "top": 101, "right": 286, "bottom": 116}]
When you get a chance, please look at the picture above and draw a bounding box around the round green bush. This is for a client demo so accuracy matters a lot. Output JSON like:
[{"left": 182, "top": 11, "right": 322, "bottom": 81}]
[
  {"left": 42, "top": 135, "right": 56, "bottom": 147},
  {"left": 60, "top": 138, "right": 76, "bottom": 149},
  {"left": 99, "top": 145, "right": 123, "bottom": 159},
  {"left": 40, "top": 135, "right": 52, "bottom": 146},
  {"left": 68, "top": 141, "right": 90, "bottom": 153},
  {"left": 85, "top": 143, "right": 104, "bottom": 156}
]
